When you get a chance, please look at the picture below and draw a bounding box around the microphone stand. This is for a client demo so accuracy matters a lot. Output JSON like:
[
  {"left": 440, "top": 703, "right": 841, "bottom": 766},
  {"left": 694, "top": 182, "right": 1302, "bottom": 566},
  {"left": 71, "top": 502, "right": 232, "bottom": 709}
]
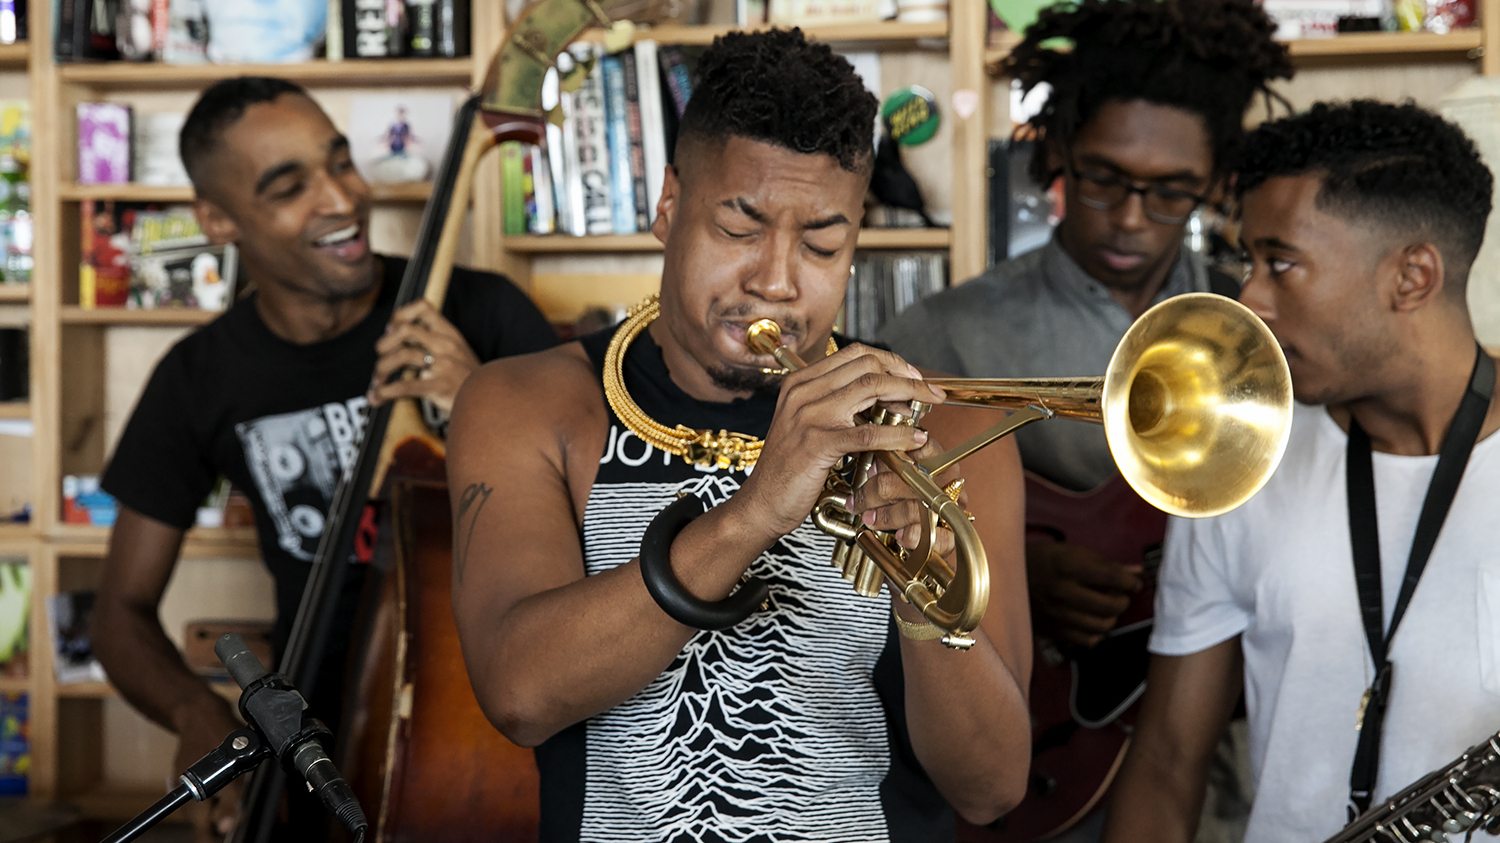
[
  {"left": 98, "top": 633, "right": 369, "bottom": 843},
  {"left": 99, "top": 727, "right": 271, "bottom": 843}
]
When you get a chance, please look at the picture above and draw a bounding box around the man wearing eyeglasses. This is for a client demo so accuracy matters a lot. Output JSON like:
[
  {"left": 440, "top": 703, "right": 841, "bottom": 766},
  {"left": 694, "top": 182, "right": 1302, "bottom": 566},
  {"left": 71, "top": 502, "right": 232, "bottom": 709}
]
[{"left": 880, "top": 0, "right": 1292, "bottom": 840}]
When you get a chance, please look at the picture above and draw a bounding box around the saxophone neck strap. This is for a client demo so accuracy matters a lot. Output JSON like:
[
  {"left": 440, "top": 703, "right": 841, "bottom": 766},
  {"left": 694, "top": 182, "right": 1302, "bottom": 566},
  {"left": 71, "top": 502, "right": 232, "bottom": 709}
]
[{"left": 1345, "top": 346, "right": 1495, "bottom": 819}]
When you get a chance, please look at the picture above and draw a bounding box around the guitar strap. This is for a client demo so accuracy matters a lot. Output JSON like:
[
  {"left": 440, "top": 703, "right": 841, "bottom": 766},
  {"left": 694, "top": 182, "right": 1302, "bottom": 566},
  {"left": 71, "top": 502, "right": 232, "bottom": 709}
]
[{"left": 1345, "top": 346, "right": 1495, "bottom": 820}]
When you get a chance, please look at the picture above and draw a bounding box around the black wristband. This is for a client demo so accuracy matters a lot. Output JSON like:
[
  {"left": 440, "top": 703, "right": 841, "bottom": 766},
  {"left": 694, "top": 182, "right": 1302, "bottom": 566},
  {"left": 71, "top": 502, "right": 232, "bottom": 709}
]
[{"left": 638, "top": 494, "right": 770, "bottom": 631}]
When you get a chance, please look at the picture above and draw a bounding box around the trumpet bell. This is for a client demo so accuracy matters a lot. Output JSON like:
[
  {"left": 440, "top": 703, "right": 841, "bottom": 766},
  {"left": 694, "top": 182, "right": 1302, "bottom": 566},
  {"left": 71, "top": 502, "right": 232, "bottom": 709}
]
[{"left": 1106, "top": 293, "right": 1292, "bottom": 517}]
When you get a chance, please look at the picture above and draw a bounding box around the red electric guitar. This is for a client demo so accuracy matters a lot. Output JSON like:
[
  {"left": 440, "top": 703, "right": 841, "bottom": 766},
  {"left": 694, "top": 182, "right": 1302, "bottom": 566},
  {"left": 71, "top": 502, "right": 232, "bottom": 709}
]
[{"left": 959, "top": 472, "right": 1166, "bottom": 843}]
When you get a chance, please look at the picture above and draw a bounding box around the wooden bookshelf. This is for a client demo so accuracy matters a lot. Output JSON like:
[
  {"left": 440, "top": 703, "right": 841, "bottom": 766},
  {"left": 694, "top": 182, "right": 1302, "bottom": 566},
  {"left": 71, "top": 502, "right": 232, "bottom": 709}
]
[
  {"left": 0, "top": 282, "right": 26, "bottom": 301},
  {"left": 0, "top": 401, "right": 27, "bottom": 419},
  {"left": 0, "top": 676, "right": 26, "bottom": 694},
  {"left": 0, "top": 42, "right": 26, "bottom": 68},
  {"left": 60, "top": 306, "right": 224, "bottom": 326},
  {"left": 61, "top": 181, "right": 434, "bottom": 202},
  {"left": 0, "top": 523, "right": 33, "bottom": 542},
  {"left": 57, "top": 57, "right": 475, "bottom": 89},
  {"left": 506, "top": 228, "right": 952, "bottom": 254},
  {"left": 580, "top": 20, "right": 950, "bottom": 46}
]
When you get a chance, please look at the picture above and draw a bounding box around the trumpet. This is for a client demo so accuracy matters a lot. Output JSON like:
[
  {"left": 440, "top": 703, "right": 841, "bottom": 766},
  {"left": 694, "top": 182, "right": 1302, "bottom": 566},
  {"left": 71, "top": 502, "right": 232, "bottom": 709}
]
[{"left": 640, "top": 293, "right": 1294, "bottom": 648}]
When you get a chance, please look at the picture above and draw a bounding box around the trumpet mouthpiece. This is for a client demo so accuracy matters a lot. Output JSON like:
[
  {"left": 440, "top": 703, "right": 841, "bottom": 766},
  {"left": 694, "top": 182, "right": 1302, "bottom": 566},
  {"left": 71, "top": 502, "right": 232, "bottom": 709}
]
[{"left": 746, "top": 320, "right": 784, "bottom": 355}]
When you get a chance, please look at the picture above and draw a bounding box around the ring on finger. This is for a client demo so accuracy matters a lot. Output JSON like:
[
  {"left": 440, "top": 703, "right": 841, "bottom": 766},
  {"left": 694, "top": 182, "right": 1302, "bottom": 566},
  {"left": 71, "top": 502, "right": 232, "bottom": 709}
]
[{"left": 422, "top": 352, "right": 435, "bottom": 370}]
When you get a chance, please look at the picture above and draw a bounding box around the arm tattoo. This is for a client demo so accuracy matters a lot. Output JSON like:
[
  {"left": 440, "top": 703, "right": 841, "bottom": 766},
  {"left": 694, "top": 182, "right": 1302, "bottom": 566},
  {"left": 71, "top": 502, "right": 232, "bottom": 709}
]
[{"left": 453, "top": 482, "right": 494, "bottom": 584}]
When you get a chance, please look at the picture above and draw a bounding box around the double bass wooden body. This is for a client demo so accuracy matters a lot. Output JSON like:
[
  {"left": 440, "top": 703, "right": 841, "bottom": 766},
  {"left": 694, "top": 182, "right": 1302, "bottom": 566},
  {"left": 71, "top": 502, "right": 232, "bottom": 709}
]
[{"left": 339, "top": 445, "right": 539, "bottom": 842}]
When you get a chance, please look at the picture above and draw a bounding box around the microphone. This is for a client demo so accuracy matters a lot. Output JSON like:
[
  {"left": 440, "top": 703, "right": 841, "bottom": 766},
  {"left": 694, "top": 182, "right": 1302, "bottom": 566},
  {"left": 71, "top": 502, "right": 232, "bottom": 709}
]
[{"left": 214, "top": 633, "right": 369, "bottom": 839}]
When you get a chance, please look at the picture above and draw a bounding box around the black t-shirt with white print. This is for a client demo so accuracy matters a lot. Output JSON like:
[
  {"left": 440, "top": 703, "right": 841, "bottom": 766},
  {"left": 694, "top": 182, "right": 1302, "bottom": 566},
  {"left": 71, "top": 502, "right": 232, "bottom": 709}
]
[{"left": 101, "top": 255, "right": 558, "bottom": 700}]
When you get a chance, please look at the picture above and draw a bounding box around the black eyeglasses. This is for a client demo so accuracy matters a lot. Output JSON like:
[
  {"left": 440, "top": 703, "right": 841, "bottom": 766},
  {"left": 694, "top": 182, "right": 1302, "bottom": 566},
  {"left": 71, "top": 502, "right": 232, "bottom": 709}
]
[{"left": 1068, "top": 163, "right": 1208, "bottom": 225}]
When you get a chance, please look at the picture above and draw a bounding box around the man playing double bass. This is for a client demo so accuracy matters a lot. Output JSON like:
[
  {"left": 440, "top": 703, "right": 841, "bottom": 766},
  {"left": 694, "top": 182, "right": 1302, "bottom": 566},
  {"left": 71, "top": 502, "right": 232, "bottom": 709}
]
[
  {"left": 448, "top": 28, "right": 1032, "bottom": 842},
  {"left": 91, "top": 76, "right": 558, "bottom": 840}
]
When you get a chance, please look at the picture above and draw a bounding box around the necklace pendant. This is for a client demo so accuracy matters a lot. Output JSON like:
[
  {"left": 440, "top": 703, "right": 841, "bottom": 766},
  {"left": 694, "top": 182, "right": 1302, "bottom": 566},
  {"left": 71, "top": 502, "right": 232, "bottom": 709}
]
[{"left": 684, "top": 429, "right": 748, "bottom": 470}]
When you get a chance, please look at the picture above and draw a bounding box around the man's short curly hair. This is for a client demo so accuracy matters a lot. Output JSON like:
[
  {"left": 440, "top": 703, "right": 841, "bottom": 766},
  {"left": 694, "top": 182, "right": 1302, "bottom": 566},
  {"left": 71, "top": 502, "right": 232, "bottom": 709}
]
[
  {"left": 180, "top": 76, "right": 309, "bottom": 190},
  {"left": 677, "top": 28, "right": 877, "bottom": 173},
  {"left": 1003, "top": 0, "right": 1292, "bottom": 185},
  {"left": 1237, "top": 100, "right": 1494, "bottom": 292}
]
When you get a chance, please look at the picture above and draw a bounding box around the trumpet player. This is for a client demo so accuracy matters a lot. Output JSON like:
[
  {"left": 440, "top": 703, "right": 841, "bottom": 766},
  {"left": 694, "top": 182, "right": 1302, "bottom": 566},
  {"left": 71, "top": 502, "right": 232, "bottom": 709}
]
[
  {"left": 446, "top": 28, "right": 1032, "bottom": 842},
  {"left": 1104, "top": 101, "right": 1500, "bottom": 843}
]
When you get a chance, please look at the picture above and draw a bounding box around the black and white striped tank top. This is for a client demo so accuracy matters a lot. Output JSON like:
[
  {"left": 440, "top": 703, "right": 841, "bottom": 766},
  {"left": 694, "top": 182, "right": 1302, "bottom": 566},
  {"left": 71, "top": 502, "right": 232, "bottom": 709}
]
[{"left": 531, "top": 324, "right": 951, "bottom": 843}]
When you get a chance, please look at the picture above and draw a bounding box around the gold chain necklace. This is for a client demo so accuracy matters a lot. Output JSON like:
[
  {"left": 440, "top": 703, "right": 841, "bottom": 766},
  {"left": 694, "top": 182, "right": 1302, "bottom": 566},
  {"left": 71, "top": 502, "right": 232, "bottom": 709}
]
[{"left": 602, "top": 293, "right": 837, "bottom": 471}]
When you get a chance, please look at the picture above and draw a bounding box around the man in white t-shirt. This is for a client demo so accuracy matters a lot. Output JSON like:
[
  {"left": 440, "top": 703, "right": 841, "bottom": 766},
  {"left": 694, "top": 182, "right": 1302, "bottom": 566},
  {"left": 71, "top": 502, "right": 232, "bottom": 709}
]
[{"left": 1102, "top": 100, "right": 1500, "bottom": 843}]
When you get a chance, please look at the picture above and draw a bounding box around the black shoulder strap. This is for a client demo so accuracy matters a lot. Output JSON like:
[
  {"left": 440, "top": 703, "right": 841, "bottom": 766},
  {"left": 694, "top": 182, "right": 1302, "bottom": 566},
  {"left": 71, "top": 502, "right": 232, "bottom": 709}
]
[{"left": 1206, "top": 266, "right": 1242, "bottom": 300}]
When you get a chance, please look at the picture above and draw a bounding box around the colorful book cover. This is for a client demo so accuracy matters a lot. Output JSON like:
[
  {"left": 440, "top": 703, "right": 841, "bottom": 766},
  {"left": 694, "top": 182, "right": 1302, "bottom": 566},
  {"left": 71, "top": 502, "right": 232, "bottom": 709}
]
[
  {"left": 634, "top": 41, "right": 667, "bottom": 227},
  {"left": 619, "top": 49, "right": 650, "bottom": 232},
  {"left": 77, "top": 103, "right": 132, "bottom": 184},
  {"left": 601, "top": 54, "right": 637, "bottom": 236},
  {"left": 0, "top": 101, "right": 29, "bottom": 163},
  {"left": 571, "top": 44, "right": 615, "bottom": 236},
  {"left": 80, "top": 201, "right": 234, "bottom": 310},
  {"left": 500, "top": 140, "right": 526, "bottom": 236},
  {"left": 0, "top": 692, "right": 25, "bottom": 795},
  {"left": 79, "top": 199, "right": 132, "bottom": 308},
  {"left": 521, "top": 144, "right": 537, "bottom": 233},
  {"left": 0, "top": 560, "right": 28, "bottom": 681}
]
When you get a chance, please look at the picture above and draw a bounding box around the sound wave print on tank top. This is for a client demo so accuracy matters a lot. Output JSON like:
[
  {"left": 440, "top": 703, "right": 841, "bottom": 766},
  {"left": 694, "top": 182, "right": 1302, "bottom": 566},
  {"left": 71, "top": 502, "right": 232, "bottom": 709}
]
[{"left": 578, "top": 424, "right": 896, "bottom": 842}]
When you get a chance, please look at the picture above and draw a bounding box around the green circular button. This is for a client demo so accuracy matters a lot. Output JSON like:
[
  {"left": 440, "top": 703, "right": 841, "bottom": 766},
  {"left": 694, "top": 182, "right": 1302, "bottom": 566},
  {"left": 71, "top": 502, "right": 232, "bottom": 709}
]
[{"left": 881, "top": 86, "right": 941, "bottom": 146}]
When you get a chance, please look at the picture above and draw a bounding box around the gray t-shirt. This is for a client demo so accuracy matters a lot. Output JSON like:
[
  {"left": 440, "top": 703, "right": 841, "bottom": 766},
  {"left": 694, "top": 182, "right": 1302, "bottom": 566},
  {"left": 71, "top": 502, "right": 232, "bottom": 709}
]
[{"left": 879, "top": 236, "right": 1209, "bottom": 491}]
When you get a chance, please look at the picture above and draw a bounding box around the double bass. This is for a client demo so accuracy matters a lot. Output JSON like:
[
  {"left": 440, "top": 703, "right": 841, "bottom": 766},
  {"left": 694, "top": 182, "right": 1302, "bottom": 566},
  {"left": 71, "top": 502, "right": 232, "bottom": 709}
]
[{"left": 226, "top": 2, "right": 673, "bottom": 840}]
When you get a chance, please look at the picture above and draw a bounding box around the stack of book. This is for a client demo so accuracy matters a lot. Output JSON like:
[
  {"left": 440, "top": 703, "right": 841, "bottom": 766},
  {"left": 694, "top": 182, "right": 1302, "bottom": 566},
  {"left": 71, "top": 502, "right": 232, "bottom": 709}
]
[
  {"left": 841, "top": 250, "right": 947, "bottom": 341},
  {"left": 502, "top": 40, "right": 698, "bottom": 237}
]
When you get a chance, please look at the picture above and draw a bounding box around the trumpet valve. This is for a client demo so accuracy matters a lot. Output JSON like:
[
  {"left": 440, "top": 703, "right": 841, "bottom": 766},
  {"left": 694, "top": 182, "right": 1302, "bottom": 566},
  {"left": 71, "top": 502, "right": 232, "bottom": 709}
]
[{"left": 853, "top": 555, "right": 884, "bottom": 597}]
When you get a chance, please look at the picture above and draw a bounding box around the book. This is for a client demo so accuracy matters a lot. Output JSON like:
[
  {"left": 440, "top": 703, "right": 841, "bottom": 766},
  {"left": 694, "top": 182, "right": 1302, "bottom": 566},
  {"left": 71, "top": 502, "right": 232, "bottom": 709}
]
[
  {"left": 0, "top": 101, "right": 30, "bottom": 162},
  {"left": 634, "top": 40, "right": 668, "bottom": 226},
  {"left": 658, "top": 44, "right": 695, "bottom": 118},
  {"left": 528, "top": 144, "right": 555, "bottom": 235},
  {"left": 46, "top": 591, "right": 107, "bottom": 685},
  {"left": 77, "top": 103, "right": 132, "bottom": 184},
  {"left": 344, "top": 0, "right": 403, "bottom": 57},
  {"left": 571, "top": 44, "right": 614, "bottom": 236},
  {"left": 133, "top": 112, "right": 189, "bottom": 186},
  {"left": 557, "top": 85, "right": 586, "bottom": 237},
  {"left": 541, "top": 66, "right": 575, "bottom": 236},
  {"left": 500, "top": 140, "right": 525, "bottom": 236},
  {"left": 768, "top": 0, "right": 883, "bottom": 23},
  {"left": 56, "top": 0, "right": 121, "bottom": 61},
  {"left": 0, "top": 692, "right": 24, "bottom": 796},
  {"left": 0, "top": 559, "right": 29, "bottom": 681},
  {"left": 161, "top": 0, "right": 208, "bottom": 63},
  {"left": 600, "top": 53, "right": 637, "bottom": 236},
  {"left": 521, "top": 144, "right": 537, "bottom": 232},
  {"left": 406, "top": 0, "right": 466, "bottom": 56},
  {"left": 347, "top": 93, "right": 454, "bottom": 184},
  {"left": 620, "top": 49, "right": 650, "bottom": 232}
]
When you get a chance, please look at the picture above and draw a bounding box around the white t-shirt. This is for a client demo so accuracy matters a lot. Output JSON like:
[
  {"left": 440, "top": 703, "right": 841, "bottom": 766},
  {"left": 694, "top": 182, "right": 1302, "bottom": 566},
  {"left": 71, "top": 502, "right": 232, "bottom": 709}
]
[{"left": 1152, "top": 402, "right": 1500, "bottom": 843}]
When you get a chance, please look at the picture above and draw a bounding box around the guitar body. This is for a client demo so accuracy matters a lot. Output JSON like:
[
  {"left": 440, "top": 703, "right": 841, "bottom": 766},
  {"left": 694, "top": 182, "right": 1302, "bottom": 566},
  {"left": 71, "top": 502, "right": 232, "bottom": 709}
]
[
  {"left": 959, "top": 473, "right": 1166, "bottom": 843},
  {"left": 340, "top": 444, "right": 539, "bottom": 843}
]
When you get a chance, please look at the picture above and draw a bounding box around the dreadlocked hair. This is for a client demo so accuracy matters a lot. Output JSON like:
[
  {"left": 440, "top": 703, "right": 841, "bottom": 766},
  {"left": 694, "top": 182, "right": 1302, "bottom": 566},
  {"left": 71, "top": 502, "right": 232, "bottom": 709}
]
[
  {"left": 1003, "top": 0, "right": 1293, "bottom": 185},
  {"left": 677, "top": 28, "right": 878, "bottom": 173},
  {"left": 1237, "top": 100, "right": 1493, "bottom": 293}
]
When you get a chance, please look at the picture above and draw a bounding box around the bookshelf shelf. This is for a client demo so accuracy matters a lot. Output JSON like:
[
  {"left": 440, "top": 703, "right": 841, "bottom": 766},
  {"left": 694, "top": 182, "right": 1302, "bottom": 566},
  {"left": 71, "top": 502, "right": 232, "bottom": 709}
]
[
  {"left": 60, "top": 306, "right": 223, "bottom": 326},
  {"left": 61, "top": 181, "right": 433, "bottom": 203},
  {"left": 0, "top": 523, "right": 33, "bottom": 543},
  {"left": 57, "top": 57, "right": 475, "bottom": 89},
  {"left": 0, "top": 282, "right": 27, "bottom": 301},
  {"left": 984, "top": 28, "right": 1484, "bottom": 73},
  {"left": 582, "top": 20, "right": 950, "bottom": 46},
  {"left": 0, "top": 676, "right": 26, "bottom": 693},
  {"left": 0, "top": 42, "right": 26, "bottom": 68},
  {"left": 48, "top": 524, "right": 259, "bottom": 557},
  {"left": 0, "top": 401, "right": 27, "bottom": 419},
  {"left": 1286, "top": 29, "right": 1483, "bottom": 57},
  {"left": 505, "top": 228, "right": 952, "bottom": 253}
]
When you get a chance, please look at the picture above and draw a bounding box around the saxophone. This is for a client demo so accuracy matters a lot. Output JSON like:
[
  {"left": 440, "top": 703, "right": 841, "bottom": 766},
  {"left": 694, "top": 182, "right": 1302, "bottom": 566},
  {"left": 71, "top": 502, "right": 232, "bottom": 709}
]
[{"left": 1324, "top": 730, "right": 1500, "bottom": 843}]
